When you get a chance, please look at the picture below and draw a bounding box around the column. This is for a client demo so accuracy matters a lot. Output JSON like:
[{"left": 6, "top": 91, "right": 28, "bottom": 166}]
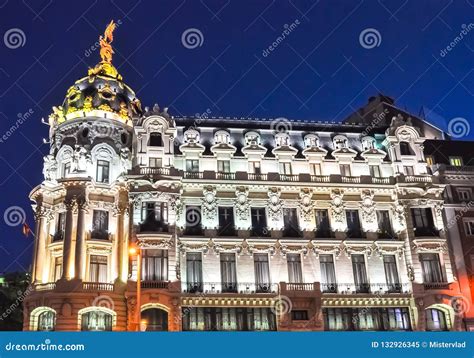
[
  {"left": 115, "top": 189, "right": 129, "bottom": 283},
  {"left": 62, "top": 198, "right": 76, "bottom": 280},
  {"left": 74, "top": 197, "right": 87, "bottom": 280},
  {"left": 33, "top": 206, "right": 49, "bottom": 283}
]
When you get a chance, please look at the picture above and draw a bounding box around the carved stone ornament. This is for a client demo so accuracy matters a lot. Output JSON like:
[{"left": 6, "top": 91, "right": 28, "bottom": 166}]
[
  {"left": 299, "top": 188, "right": 314, "bottom": 222},
  {"left": 71, "top": 145, "right": 91, "bottom": 173},
  {"left": 359, "top": 190, "right": 376, "bottom": 226},
  {"left": 391, "top": 202, "right": 407, "bottom": 233},
  {"left": 234, "top": 187, "right": 250, "bottom": 220},
  {"left": 43, "top": 154, "right": 58, "bottom": 181},
  {"left": 329, "top": 189, "right": 345, "bottom": 224},
  {"left": 138, "top": 238, "right": 173, "bottom": 249},
  {"left": 267, "top": 188, "right": 283, "bottom": 221},
  {"left": 201, "top": 186, "right": 217, "bottom": 220},
  {"left": 132, "top": 191, "right": 175, "bottom": 210}
]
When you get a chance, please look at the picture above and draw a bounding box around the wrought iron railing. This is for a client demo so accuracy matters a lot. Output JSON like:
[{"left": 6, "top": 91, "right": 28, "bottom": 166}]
[
  {"left": 141, "top": 280, "right": 169, "bottom": 289},
  {"left": 423, "top": 282, "right": 450, "bottom": 290}
]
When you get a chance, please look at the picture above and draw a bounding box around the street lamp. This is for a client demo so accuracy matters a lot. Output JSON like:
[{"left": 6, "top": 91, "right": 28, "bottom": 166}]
[{"left": 129, "top": 245, "right": 141, "bottom": 332}]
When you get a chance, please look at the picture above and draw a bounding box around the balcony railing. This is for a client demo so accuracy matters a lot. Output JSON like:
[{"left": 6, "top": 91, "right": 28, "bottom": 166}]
[
  {"left": 310, "top": 175, "right": 331, "bottom": 183},
  {"left": 141, "top": 280, "right": 169, "bottom": 289},
  {"left": 82, "top": 282, "right": 114, "bottom": 291},
  {"left": 184, "top": 171, "right": 203, "bottom": 179},
  {"left": 139, "top": 167, "right": 171, "bottom": 176},
  {"left": 250, "top": 227, "right": 271, "bottom": 237},
  {"left": 183, "top": 226, "right": 204, "bottom": 236},
  {"left": 182, "top": 282, "right": 278, "bottom": 294},
  {"left": 90, "top": 229, "right": 109, "bottom": 241},
  {"left": 217, "top": 225, "right": 236, "bottom": 236},
  {"left": 321, "top": 283, "right": 338, "bottom": 293},
  {"left": 138, "top": 220, "right": 169, "bottom": 233},
  {"left": 327, "top": 283, "right": 409, "bottom": 294},
  {"left": 414, "top": 227, "right": 440, "bottom": 237},
  {"left": 423, "top": 282, "right": 450, "bottom": 290},
  {"left": 216, "top": 172, "right": 235, "bottom": 180},
  {"left": 35, "top": 282, "right": 56, "bottom": 291},
  {"left": 341, "top": 176, "right": 361, "bottom": 184},
  {"left": 52, "top": 232, "right": 64, "bottom": 242},
  {"left": 279, "top": 174, "right": 299, "bottom": 182},
  {"left": 314, "top": 229, "right": 335, "bottom": 239},
  {"left": 283, "top": 226, "right": 302, "bottom": 238},
  {"left": 285, "top": 282, "right": 316, "bottom": 291},
  {"left": 248, "top": 173, "right": 267, "bottom": 181}
]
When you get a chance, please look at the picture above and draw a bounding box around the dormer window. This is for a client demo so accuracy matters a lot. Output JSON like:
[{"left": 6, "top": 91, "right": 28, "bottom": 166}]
[
  {"left": 184, "top": 129, "right": 200, "bottom": 143},
  {"left": 361, "top": 136, "right": 375, "bottom": 150},
  {"left": 333, "top": 135, "right": 348, "bottom": 150},
  {"left": 214, "top": 130, "right": 230, "bottom": 144},
  {"left": 304, "top": 134, "right": 319, "bottom": 148},
  {"left": 149, "top": 132, "right": 163, "bottom": 147},
  {"left": 275, "top": 133, "right": 290, "bottom": 146},
  {"left": 245, "top": 131, "right": 260, "bottom": 145},
  {"left": 399, "top": 142, "right": 413, "bottom": 156}
]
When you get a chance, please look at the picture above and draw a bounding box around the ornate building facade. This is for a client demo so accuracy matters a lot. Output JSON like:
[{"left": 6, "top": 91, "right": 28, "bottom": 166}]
[{"left": 23, "top": 23, "right": 473, "bottom": 332}]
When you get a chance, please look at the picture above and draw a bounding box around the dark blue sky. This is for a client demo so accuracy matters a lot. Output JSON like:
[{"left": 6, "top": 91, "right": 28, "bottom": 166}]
[{"left": 0, "top": 0, "right": 473, "bottom": 272}]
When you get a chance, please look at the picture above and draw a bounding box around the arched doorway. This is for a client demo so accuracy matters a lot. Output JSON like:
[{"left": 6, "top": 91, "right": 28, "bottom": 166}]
[{"left": 141, "top": 308, "right": 168, "bottom": 331}]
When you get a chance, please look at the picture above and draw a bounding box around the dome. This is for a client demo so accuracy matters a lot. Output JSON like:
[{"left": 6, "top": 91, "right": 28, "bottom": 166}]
[{"left": 47, "top": 21, "right": 142, "bottom": 128}]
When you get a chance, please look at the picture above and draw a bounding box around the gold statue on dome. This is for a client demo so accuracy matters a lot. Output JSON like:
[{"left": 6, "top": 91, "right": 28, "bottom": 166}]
[{"left": 100, "top": 20, "right": 116, "bottom": 63}]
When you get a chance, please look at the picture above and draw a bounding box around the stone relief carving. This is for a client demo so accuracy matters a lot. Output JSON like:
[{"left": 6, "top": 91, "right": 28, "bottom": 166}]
[
  {"left": 391, "top": 201, "right": 407, "bottom": 233},
  {"left": 234, "top": 187, "right": 250, "bottom": 220},
  {"left": 201, "top": 186, "right": 217, "bottom": 220},
  {"left": 298, "top": 188, "right": 314, "bottom": 222},
  {"left": 267, "top": 188, "right": 283, "bottom": 221},
  {"left": 329, "top": 189, "right": 345, "bottom": 229},
  {"left": 43, "top": 155, "right": 58, "bottom": 181}
]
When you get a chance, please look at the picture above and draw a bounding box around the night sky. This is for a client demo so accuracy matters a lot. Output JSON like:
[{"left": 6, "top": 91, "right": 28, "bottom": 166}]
[{"left": 0, "top": 0, "right": 473, "bottom": 273}]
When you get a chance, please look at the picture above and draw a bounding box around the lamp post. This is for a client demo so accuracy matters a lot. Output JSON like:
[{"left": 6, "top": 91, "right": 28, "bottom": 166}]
[{"left": 129, "top": 246, "right": 141, "bottom": 331}]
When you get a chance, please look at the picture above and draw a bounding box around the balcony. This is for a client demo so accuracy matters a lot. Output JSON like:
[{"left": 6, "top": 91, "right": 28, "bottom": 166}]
[
  {"left": 217, "top": 225, "right": 236, "bottom": 237},
  {"left": 183, "top": 225, "right": 204, "bottom": 236},
  {"left": 314, "top": 228, "right": 334, "bottom": 239},
  {"left": 34, "top": 282, "right": 57, "bottom": 291},
  {"left": 321, "top": 283, "right": 338, "bottom": 293},
  {"left": 182, "top": 282, "right": 278, "bottom": 294},
  {"left": 52, "top": 231, "right": 64, "bottom": 242},
  {"left": 414, "top": 227, "right": 440, "bottom": 237},
  {"left": 138, "top": 219, "right": 169, "bottom": 233},
  {"left": 326, "top": 283, "right": 410, "bottom": 294},
  {"left": 141, "top": 280, "right": 169, "bottom": 289},
  {"left": 282, "top": 226, "right": 302, "bottom": 238},
  {"left": 346, "top": 229, "right": 365, "bottom": 239},
  {"left": 250, "top": 227, "right": 271, "bottom": 237},
  {"left": 184, "top": 171, "right": 203, "bottom": 179},
  {"left": 82, "top": 282, "right": 114, "bottom": 291},
  {"left": 216, "top": 172, "right": 235, "bottom": 180},
  {"left": 377, "top": 230, "right": 396, "bottom": 240},
  {"left": 285, "top": 282, "right": 317, "bottom": 291},
  {"left": 90, "top": 229, "right": 109, "bottom": 241},
  {"left": 248, "top": 173, "right": 267, "bottom": 181}
]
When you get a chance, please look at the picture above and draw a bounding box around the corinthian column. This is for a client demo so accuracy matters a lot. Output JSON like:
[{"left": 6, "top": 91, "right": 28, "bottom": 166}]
[
  {"left": 74, "top": 197, "right": 88, "bottom": 280},
  {"left": 115, "top": 188, "right": 129, "bottom": 283},
  {"left": 33, "top": 206, "right": 50, "bottom": 283},
  {"left": 62, "top": 198, "right": 76, "bottom": 280}
]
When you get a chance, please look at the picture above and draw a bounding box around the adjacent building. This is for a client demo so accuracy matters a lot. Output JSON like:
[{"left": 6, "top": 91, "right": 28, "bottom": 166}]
[{"left": 23, "top": 25, "right": 473, "bottom": 332}]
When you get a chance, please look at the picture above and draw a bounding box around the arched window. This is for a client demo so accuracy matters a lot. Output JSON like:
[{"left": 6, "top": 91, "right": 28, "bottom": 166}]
[
  {"left": 149, "top": 132, "right": 163, "bottom": 147},
  {"left": 333, "top": 135, "right": 348, "bottom": 150},
  {"left": 81, "top": 310, "right": 113, "bottom": 331},
  {"left": 38, "top": 310, "right": 56, "bottom": 331},
  {"left": 214, "top": 130, "right": 231, "bottom": 144},
  {"left": 425, "top": 308, "right": 448, "bottom": 331},
  {"left": 399, "top": 142, "right": 413, "bottom": 155}
]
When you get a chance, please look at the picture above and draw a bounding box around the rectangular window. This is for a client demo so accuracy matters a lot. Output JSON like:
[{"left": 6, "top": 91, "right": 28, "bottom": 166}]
[
  {"left": 426, "top": 155, "right": 434, "bottom": 166},
  {"left": 89, "top": 255, "right": 108, "bottom": 282},
  {"left": 96, "top": 160, "right": 110, "bottom": 183},
  {"left": 377, "top": 210, "right": 393, "bottom": 238},
  {"left": 220, "top": 253, "right": 237, "bottom": 293},
  {"left": 403, "top": 166, "right": 414, "bottom": 176},
  {"left": 53, "top": 256, "right": 62, "bottom": 281},
  {"left": 283, "top": 208, "right": 299, "bottom": 237},
  {"left": 291, "top": 310, "right": 309, "bottom": 321},
  {"left": 319, "top": 255, "right": 337, "bottom": 293},
  {"left": 141, "top": 202, "right": 168, "bottom": 223},
  {"left": 279, "top": 162, "right": 292, "bottom": 175},
  {"left": 382, "top": 308, "right": 411, "bottom": 331},
  {"left": 186, "top": 159, "right": 199, "bottom": 172},
  {"left": 149, "top": 157, "right": 162, "bottom": 167},
  {"left": 91, "top": 210, "right": 109, "bottom": 240},
  {"left": 351, "top": 255, "right": 369, "bottom": 293},
  {"left": 186, "top": 253, "right": 203, "bottom": 293},
  {"left": 62, "top": 162, "right": 70, "bottom": 177},
  {"left": 251, "top": 207, "right": 267, "bottom": 236},
  {"left": 184, "top": 206, "right": 202, "bottom": 235},
  {"left": 54, "top": 212, "right": 66, "bottom": 241},
  {"left": 465, "top": 220, "right": 474, "bottom": 236},
  {"left": 353, "top": 308, "right": 382, "bottom": 331},
  {"left": 315, "top": 209, "right": 330, "bottom": 237},
  {"left": 457, "top": 188, "right": 472, "bottom": 201},
  {"left": 340, "top": 164, "right": 351, "bottom": 176},
  {"left": 254, "top": 254, "right": 271, "bottom": 292},
  {"left": 449, "top": 156, "right": 463, "bottom": 166},
  {"left": 249, "top": 161, "right": 261, "bottom": 174},
  {"left": 142, "top": 249, "right": 168, "bottom": 281},
  {"left": 346, "top": 210, "right": 362, "bottom": 238},
  {"left": 323, "top": 308, "right": 352, "bottom": 331},
  {"left": 218, "top": 207, "right": 235, "bottom": 236},
  {"left": 420, "top": 253, "right": 444, "bottom": 283},
  {"left": 217, "top": 160, "right": 231, "bottom": 173},
  {"left": 383, "top": 255, "right": 400, "bottom": 292},
  {"left": 369, "top": 165, "right": 381, "bottom": 178},
  {"left": 310, "top": 163, "right": 322, "bottom": 176},
  {"left": 287, "top": 254, "right": 303, "bottom": 283},
  {"left": 411, "top": 208, "right": 436, "bottom": 236}
]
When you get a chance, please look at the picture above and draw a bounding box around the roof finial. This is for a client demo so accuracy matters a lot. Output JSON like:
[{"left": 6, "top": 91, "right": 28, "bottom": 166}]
[{"left": 99, "top": 20, "right": 116, "bottom": 63}]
